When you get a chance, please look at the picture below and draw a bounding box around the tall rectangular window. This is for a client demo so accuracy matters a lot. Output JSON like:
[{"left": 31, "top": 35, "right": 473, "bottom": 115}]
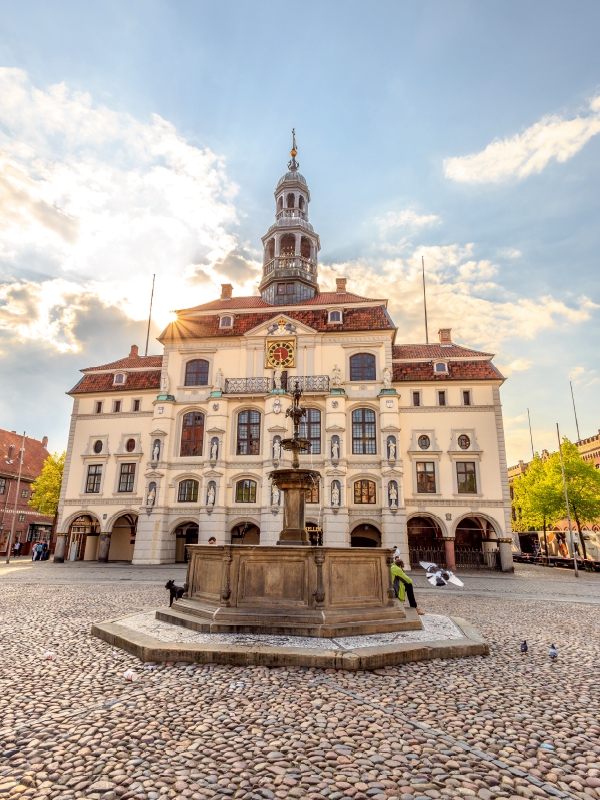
[
  {"left": 412, "top": 391, "right": 421, "bottom": 407},
  {"left": 113, "top": 400, "right": 122, "bottom": 413},
  {"left": 237, "top": 410, "right": 261, "bottom": 455},
  {"left": 438, "top": 391, "right": 446, "bottom": 406},
  {"left": 95, "top": 401, "right": 103, "bottom": 414},
  {"left": 299, "top": 408, "right": 321, "bottom": 454},
  {"left": 457, "top": 462, "right": 477, "bottom": 493},
  {"left": 462, "top": 390, "right": 471, "bottom": 406},
  {"left": 86, "top": 465, "right": 102, "bottom": 494},
  {"left": 0, "top": 478, "right": 5, "bottom": 494},
  {"left": 133, "top": 399, "right": 141, "bottom": 412},
  {"left": 416, "top": 462, "right": 436, "bottom": 493},
  {"left": 21, "top": 489, "right": 28, "bottom": 498},
  {"left": 352, "top": 408, "right": 377, "bottom": 455},
  {"left": 118, "top": 463, "right": 136, "bottom": 493}
]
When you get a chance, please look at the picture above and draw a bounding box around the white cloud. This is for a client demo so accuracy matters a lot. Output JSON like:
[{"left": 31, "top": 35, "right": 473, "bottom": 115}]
[
  {"left": 569, "top": 365, "right": 599, "bottom": 388},
  {"left": 498, "top": 247, "right": 522, "bottom": 259},
  {"left": 497, "top": 358, "right": 533, "bottom": 376},
  {"left": 376, "top": 208, "right": 439, "bottom": 232},
  {"left": 0, "top": 68, "right": 247, "bottom": 352},
  {"left": 444, "top": 96, "right": 600, "bottom": 183},
  {"left": 458, "top": 259, "right": 498, "bottom": 280}
]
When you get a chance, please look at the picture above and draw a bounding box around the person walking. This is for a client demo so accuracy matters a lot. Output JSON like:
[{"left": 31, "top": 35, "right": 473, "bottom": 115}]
[
  {"left": 13, "top": 540, "right": 21, "bottom": 558},
  {"left": 391, "top": 556, "right": 425, "bottom": 615}
]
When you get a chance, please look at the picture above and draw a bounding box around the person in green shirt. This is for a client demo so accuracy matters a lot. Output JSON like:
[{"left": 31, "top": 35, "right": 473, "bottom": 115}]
[{"left": 391, "top": 556, "right": 425, "bottom": 615}]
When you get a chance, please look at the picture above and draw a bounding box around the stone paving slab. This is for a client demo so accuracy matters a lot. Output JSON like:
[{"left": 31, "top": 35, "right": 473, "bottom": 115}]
[{"left": 92, "top": 610, "right": 488, "bottom": 669}]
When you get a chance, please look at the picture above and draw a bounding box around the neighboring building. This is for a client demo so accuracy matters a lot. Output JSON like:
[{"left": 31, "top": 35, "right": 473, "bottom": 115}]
[
  {"left": 0, "top": 430, "right": 54, "bottom": 556},
  {"left": 57, "top": 142, "right": 515, "bottom": 569}
]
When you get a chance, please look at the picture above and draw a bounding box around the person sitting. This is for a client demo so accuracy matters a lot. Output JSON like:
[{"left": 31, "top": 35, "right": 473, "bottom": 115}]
[{"left": 391, "top": 556, "right": 425, "bottom": 615}]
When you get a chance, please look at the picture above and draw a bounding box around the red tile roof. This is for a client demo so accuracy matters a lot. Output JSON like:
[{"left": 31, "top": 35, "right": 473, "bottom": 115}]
[
  {"left": 392, "top": 360, "right": 503, "bottom": 382},
  {"left": 393, "top": 344, "right": 493, "bottom": 360},
  {"left": 70, "top": 371, "right": 161, "bottom": 395},
  {"left": 176, "top": 292, "right": 381, "bottom": 314},
  {"left": 0, "top": 430, "right": 50, "bottom": 482},
  {"left": 159, "top": 306, "right": 395, "bottom": 343},
  {"left": 83, "top": 355, "right": 163, "bottom": 371}
]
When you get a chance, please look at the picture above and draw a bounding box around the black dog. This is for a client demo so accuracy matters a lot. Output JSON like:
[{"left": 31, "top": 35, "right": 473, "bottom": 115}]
[{"left": 165, "top": 579, "right": 188, "bottom": 607}]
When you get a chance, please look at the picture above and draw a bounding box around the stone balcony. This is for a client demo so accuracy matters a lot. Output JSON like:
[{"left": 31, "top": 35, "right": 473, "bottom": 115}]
[{"left": 224, "top": 375, "right": 330, "bottom": 394}]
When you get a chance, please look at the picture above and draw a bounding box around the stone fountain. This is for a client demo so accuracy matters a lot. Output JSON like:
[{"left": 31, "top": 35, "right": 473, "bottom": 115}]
[{"left": 158, "top": 384, "right": 422, "bottom": 638}]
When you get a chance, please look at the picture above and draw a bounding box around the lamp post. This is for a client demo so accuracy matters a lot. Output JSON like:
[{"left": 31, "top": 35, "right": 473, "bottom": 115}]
[{"left": 5, "top": 432, "right": 26, "bottom": 565}]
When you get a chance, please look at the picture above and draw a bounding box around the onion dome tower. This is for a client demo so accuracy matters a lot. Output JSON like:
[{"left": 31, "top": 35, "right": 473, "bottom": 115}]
[{"left": 259, "top": 130, "right": 321, "bottom": 305}]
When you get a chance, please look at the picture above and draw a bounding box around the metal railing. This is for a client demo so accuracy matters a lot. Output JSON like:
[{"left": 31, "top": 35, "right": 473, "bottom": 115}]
[
  {"left": 409, "top": 547, "right": 500, "bottom": 570},
  {"left": 285, "top": 375, "right": 330, "bottom": 393},
  {"left": 224, "top": 377, "right": 272, "bottom": 394},
  {"left": 409, "top": 548, "right": 446, "bottom": 567}
]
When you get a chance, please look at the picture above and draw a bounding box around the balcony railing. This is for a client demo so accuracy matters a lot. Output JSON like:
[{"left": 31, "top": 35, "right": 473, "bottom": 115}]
[
  {"left": 223, "top": 375, "right": 330, "bottom": 394},
  {"left": 224, "top": 377, "right": 272, "bottom": 394},
  {"left": 263, "top": 256, "right": 316, "bottom": 277},
  {"left": 276, "top": 208, "right": 308, "bottom": 221}
]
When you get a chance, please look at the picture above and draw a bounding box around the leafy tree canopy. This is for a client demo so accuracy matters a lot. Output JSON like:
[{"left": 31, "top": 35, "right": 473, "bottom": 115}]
[{"left": 28, "top": 451, "right": 65, "bottom": 518}]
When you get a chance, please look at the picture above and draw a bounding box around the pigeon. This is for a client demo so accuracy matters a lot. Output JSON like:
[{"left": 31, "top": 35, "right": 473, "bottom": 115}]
[
  {"left": 420, "top": 561, "right": 464, "bottom": 587},
  {"left": 549, "top": 644, "right": 558, "bottom": 661},
  {"left": 520, "top": 640, "right": 528, "bottom": 654}
]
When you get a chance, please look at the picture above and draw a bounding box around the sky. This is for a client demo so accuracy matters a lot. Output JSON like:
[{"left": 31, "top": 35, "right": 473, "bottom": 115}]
[{"left": 0, "top": 0, "right": 598, "bottom": 463}]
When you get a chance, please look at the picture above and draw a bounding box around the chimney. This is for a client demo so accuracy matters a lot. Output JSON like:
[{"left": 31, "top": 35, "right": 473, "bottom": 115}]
[
  {"left": 221, "top": 283, "right": 233, "bottom": 300},
  {"left": 438, "top": 328, "right": 452, "bottom": 344},
  {"left": 129, "top": 344, "right": 139, "bottom": 358},
  {"left": 42, "top": 436, "right": 49, "bottom": 449},
  {"left": 336, "top": 277, "right": 347, "bottom": 293}
]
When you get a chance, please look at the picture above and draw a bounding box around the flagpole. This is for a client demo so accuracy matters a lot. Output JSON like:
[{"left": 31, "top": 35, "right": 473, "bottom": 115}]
[
  {"left": 556, "top": 423, "right": 578, "bottom": 577},
  {"left": 527, "top": 408, "right": 534, "bottom": 460},
  {"left": 144, "top": 274, "right": 156, "bottom": 357},
  {"left": 569, "top": 381, "right": 581, "bottom": 442},
  {"left": 5, "top": 432, "right": 26, "bottom": 564}
]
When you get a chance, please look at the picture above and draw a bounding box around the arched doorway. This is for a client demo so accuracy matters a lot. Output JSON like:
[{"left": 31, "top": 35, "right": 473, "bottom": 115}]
[
  {"left": 455, "top": 516, "right": 499, "bottom": 568},
  {"left": 108, "top": 514, "right": 137, "bottom": 562},
  {"left": 407, "top": 515, "right": 444, "bottom": 565},
  {"left": 67, "top": 515, "right": 100, "bottom": 561},
  {"left": 231, "top": 522, "right": 260, "bottom": 545},
  {"left": 174, "top": 522, "right": 199, "bottom": 563},
  {"left": 350, "top": 524, "right": 381, "bottom": 548}
]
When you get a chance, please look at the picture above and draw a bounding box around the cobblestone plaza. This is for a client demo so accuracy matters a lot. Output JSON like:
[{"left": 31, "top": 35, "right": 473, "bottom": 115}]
[{"left": 0, "top": 563, "right": 599, "bottom": 800}]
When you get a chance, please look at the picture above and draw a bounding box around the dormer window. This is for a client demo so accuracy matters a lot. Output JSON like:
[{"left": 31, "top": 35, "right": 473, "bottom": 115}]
[
  {"left": 219, "top": 315, "right": 233, "bottom": 329},
  {"left": 434, "top": 362, "right": 448, "bottom": 374},
  {"left": 113, "top": 373, "right": 126, "bottom": 385},
  {"left": 328, "top": 310, "right": 343, "bottom": 324}
]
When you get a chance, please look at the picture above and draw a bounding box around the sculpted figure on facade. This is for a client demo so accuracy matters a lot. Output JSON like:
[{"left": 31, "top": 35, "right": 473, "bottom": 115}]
[
  {"left": 389, "top": 482, "right": 398, "bottom": 508},
  {"left": 273, "top": 438, "right": 282, "bottom": 460},
  {"left": 382, "top": 365, "right": 392, "bottom": 389},
  {"left": 160, "top": 373, "right": 170, "bottom": 394},
  {"left": 210, "top": 440, "right": 218, "bottom": 461},
  {"left": 152, "top": 440, "right": 161, "bottom": 462},
  {"left": 331, "top": 482, "right": 340, "bottom": 507},
  {"left": 388, "top": 439, "right": 396, "bottom": 460},
  {"left": 214, "top": 368, "right": 224, "bottom": 391},
  {"left": 207, "top": 483, "right": 216, "bottom": 506},
  {"left": 331, "top": 438, "right": 340, "bottom": 460},
  {"left": 331, "top": 364, "right": 343, "bottom": 387},
  {"left": 271, "top": 484, "right": 280, "bottom": 505},
  {"left": 273, "top": 363, "right": 283, "bottom": 390},
  {"left": 146, "top": 485, "right": 156, "bottom": 507}
]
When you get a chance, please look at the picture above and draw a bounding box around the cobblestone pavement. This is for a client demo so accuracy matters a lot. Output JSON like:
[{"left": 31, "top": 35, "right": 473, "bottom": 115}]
[{"left": 0, "top": 564, "right": 599, "bottom": 800}]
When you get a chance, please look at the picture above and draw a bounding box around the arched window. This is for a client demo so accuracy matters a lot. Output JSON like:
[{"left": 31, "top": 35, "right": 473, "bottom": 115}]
[
  {"left": 267, "top": 238, "right": 275, "bottom": 259},
  {"left": 280, "top": 233, "right": 295, "bottom": 256},
  {"left": 219, "top": 316, "right": 233, "bottom": 328},
  {"left": 286, "top": 193, "right": 295, "bottom": 208},
  {"left": 328, "top": 310, "right": 342, "bottom": 324},
  {"left": 350, "top": 353, "right": 376, "bottom": 381},
  {"left": 354, "top": 480, "right": 376, "bottom": 504},
  {"left": 299, "top": 408, "right": 321, "bottom": 454},
  {"left": 237, "top": 410, "right": 261, "bottom": 455},
  {"left": 235, "top": 479, "right": 257, "bottom": 503},
  {"left": 300, "top": 236, "right": 311, "bottom": 259},
  {"left": 180, "top": 411, "right": 205, "bottom": 457},
  {"left": 277, "top": 197, "right": 283, "bottom": 211},
  {"left": 185, "top": 359, "right": 209, "bottom": 386},
  {"left": 178, "top": 479, "right": 198, "bottom": 502},
  {"left": 352, "top": 408, "right": 376, "bottom": 454},
  {"left": 298, "top": 195, "right": 305, "bottom": 210},
  {"left": 114, "top": 373, "right": 126, "bottom": 385}
]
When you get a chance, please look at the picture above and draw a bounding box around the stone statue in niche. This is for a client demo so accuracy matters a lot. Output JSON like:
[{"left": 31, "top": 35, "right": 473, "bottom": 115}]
[
  {"left": 388, "top": 439, "right": 396, "bottom": 460},
  {"left": 271, "top": 484, "right": 280, "bottom": 505},
  {"left": 331, "top": 439, "right": 340, "bottom": 460},
  {"left": 207, "top": 483, "right": 216, "bottom": 506},
  {"left": 331, "top": 482, "right": 340, "bottom": 507},
  {"left": 273, "top": 438, "right": 282, "bottom": 460},
  {"left": 331, "top": 364, "right": 343, "bottom": 387},
  {"left": 210, "top": 440, "right": 218, "bottom": 461},
  {"left": 160, "top": 373, "right": 170, "bottom": 394},
  {"left": 382, "top": 366, "right": 392, "bottom": 389},
  {"left": 389, "top": 482, "right": 398, "bottom": 508},
  {"left": 274, "top": 364, "right": 283, "bottom": 390},
  {"left": 152, "top": 440, "right": 161, "bottom": 462},
  {"left": 146, "top": 484, "right": 156, "bottom": 507},
  {"left": 214, "top": 368, "right": 224, "bottom": 391}
]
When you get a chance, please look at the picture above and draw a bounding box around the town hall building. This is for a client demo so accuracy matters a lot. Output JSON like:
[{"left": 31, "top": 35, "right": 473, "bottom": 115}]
[{"left": 56, "top": 139, "right": 516, "bottom": 571}]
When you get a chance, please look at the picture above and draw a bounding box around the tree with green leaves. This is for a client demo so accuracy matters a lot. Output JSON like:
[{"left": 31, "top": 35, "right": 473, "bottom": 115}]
[
  {"left": 511, "top": 454, "right": 564, "bottom": 555},
  {"left": 28, "top": 452, "right": 66, "bottom": 536},
  {"left": 545, "top": 438, "right": 600, "bottom": 560}
]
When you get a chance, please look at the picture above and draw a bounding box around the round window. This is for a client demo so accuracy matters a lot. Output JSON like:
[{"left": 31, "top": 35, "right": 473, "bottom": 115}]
[
  {"left": 458, "top": 434, "right": 470, "bottom": 450},
  {"left": 93, "top": 440, "right": 103, "bottom": 454},
  {"left": 126, "top": 438, "right": 136, "bottom": 453},
  {"left": 418, "top": 435, "right": 430, "bottom": 450}
]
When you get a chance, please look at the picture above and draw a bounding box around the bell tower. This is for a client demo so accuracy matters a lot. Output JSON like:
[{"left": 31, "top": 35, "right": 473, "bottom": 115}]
[{"left": 259, "top": 130, "right": 320, "bottom": 305}]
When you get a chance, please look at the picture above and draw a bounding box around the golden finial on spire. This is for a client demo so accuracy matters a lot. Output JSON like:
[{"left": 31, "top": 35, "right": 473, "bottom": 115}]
[{"left": 290, "top": 128, "right": 297, "bottom": 158}]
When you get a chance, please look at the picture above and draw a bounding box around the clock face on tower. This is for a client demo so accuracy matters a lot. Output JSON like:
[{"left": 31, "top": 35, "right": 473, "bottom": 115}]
[{"left": 267, "top": 340, "right": 295, "bottom": 368}]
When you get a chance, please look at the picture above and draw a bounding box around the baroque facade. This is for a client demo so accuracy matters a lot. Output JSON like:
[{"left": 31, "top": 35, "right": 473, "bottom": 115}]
[{"left": 57, "top": 143, "right": 515, "bottom": 570}]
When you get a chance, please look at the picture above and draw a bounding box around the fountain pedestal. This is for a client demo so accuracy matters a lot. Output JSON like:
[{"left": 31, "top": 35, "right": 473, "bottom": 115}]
[{"left": 270, "top": 468, "right": 319, "bottom": 546}]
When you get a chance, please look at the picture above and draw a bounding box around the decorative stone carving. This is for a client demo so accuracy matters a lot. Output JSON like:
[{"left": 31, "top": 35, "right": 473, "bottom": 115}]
[
  {"left": 273, "top": 437, "right": 282, "bottom": 460},
  {"left": 206, "top": 482, "right": 216, "bottom": 506},
  {"left": 331, "top": 364, "right": 343, "bottom": 387},
  {"left": 331, "top": 481, "right": 340, "bottom": 507},
  {"left": 160, "top": 374, "right": 170, "bottom": 394},
  {"left": 273, "top": 398, "right": 282, "bottom": 414},
  {"left": 146, "top": 482, "right": 156, "bottom": 507},
  {"left": 214, "top": 368, "right": 224, "bottom": 391},
  {"left": 387, "top": 436, "right": 397, "bottom": 461},
  {"left": 152, "top": 440, "right": 161, "bottom": 462},
  {"left": 382, "top": 365, "right": 392, "bottom": 389},
  {"left": 388, "top": 481, "right": 398, "bottom": 508},
  {"left": 210, "top": 439, "right": 218, "bottom": 461},
  {"left": 331, "top": 436, "right": 340, "bottom": 461}
]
